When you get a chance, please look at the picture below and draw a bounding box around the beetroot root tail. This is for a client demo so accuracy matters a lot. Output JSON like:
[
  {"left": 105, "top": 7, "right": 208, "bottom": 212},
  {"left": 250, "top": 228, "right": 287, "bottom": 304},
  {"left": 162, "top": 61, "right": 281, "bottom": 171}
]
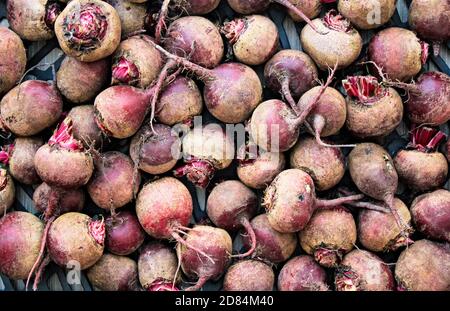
[
  {"left": 32, "top": 254, "right": 51, "bottom": 291},
  {"left": 316, "top": 194, "right": 364, "bottom": 209},
  {"left": 171, "top": 231, "right": 216, "bottom": 264},
  {"left": 155, "top": 0, "right": 171, "bottom": 44},
  {"left": 232, "top": 218, "right": 256, "bottom": 259},
  {"left": 184, "top": 275, "right": 209, "bottom": 291}
]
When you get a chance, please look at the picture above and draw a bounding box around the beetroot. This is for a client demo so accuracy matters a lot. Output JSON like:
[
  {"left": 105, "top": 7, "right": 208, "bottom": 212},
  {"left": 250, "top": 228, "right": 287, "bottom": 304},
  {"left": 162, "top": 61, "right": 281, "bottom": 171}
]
[
  {"left": 337, "top": 0, "right": 397, "bottom": 30},
  {"left": 221, "top": 15, "right": 279, "bottom": 66},
  {"left": 136, "top": 177, "right": 193, "bottom": 240},
  {"left": 368, "top": 27, "right": 428, "bottom": 81},
  {"left": 6, "top": 0, "right": 61, "bottom": 41},
  {"left": 286, "top": 0, "right": 322, "bottom": 22},
  {"left": 242, "top": 214, "right": 297, "bottom": 264},
  {"left": 174, "top": 125, "right": 235, "bottom": 188},
  {"left": 237, "top": 145, "right": 285, "bottom": 190},
  {"left": 106, "top": 0, "right": 149, "bottom": 37},
  {"left": 67, "top": 105, "right": 103, "bottom": 148},
  {"left": 0, "top": 169, "right": 15, "bottom": 216},
  {"left": 87, "top": 254, "right": 138, "bottom": 291},
  {"left": 1, "top": 80, "right": 63, "bottom": 137},
  {"left": 335, "top": 250, "right": 395, "bottom": 291},
  {"left": 409, "top": 0, "right": 450, "bottom": 55},
  {"left": 138, "top": 242, "right": 180, "bottom": 291},
  {"left": 300, "top": 10, "right": 363, "bottom": 70},
  {"left": 56, "top": 56, "right": 109, "bottom": 104},
  {"left": 0, "top": 27, "right": 26, "bottom": 96},
  {"left": 395, "top": 239, "right": 450, "bottom": 291},
  {"left": 207, "top": 180, "right": 258, "bottom": 258},
  {"left": 411, "top": 189, "right": 450, "bottom": 242},
  {"left": 264, "top": 169, "right": 363, "bottom": 233},
  {"left": 299, "top": 207, "right": 356, "bottom": 268},
  {"left": 290, "top": 136, "right": 345, "bottom": 191},
  {"left": 223, "top": 260, "right": 274, "bottom": 291},
  {"left": 55, "top": 0, "right": 121, "bottom": 62},
  {"left": 105, "top": 211, "right": 145, "bottom": 256},
  {"left": 403, "top": 72, "right": 450, "bottom": 125},
  {"left": 278, "top": 255, "right": 328, "bottom": 291},
  {"left": 156, "top": 76, "right": 203, "bottom": 126},
  {"left": 87, "top": 151, "right": 139, "bottom": 211},
  {"left": 184, "top": 0, "right": 221, "bottom": 14},
  {"left": 47, "top": 212, "right": 105, "bottom": 269},
  {"left": 343, "top": 76, "right": 403, "bottom": 138},
  {"left": 112, "top": 35, "right": 163, "bottom": 88},
  {"left": 358, "top": 198, "right": 413, "bottom": 252},
  {"left": 0, "top": 212, "right": 44, "bottom": 280},
  {"left": 129, "top": 123, "right": 181, "bottom": 175},
  {"left": 34, "top": 118, "right": 94, "bottom": 189},
  {"left": 177, "top": 225, "right": 232, "bottom": 291},
  {"left": 33, "top": 182, "right": 85, "bottom": 215},
  {"left": 1, "top": 137, "right": 43, "bottom": 185},
  {"left": 264, "top": 50, "right": 318, "bottom": 105},
  {"left": 394, "top": 127, "right": 448, "bottom": 191},
  {"left": 153, "top": 44, "right": 263, "bottom": 124},
  {"left": 163, "top": 16, "right": 224, "bottom": 68}
]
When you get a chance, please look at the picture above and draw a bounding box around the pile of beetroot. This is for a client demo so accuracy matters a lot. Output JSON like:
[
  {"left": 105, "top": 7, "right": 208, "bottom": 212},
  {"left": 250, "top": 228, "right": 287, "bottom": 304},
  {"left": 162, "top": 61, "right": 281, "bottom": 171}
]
[{"left": 0, "top": 0, "right": 450, "bottom": 292}]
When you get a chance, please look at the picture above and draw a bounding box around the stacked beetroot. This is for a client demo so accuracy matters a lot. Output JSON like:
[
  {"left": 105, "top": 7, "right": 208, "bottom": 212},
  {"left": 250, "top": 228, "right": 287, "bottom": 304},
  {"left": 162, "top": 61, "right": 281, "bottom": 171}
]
[{"left": 1, "top": 0, "right": 450, "bottom": 293}]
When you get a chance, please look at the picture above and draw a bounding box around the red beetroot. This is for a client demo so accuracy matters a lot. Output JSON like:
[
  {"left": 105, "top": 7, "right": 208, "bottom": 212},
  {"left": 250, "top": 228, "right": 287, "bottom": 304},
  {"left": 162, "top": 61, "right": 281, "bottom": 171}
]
[
  {"left": 0, "top": 212, "right": 44, "bottom": 280},
  {"left": 0, "top": 80, "right": 63, "bottom": 137},
  {"left": 87, "top": 151, "right": 139, "bottom": 211},
  {"left": 0, "top": 169, "right": 15, "bottom": 216},
  {"left": 409, "top": 0, "right": 450, "bottom": 55},
  {"left": 358, "top": 198, "right": 413, "bottom": 252},
  {"left": 112, "top": 35, "right": 163, "bottom": 88},
  {"left": 278, "top": 255, "right": 328, "bottom": 291},
  {"left": 221, "top": 15, "right": 279, "bottom": 66},
  {"left": 129, "top": 123, "right": 181, "bottom": 175},
  {"left": 153, "top": 43, "right": 263, "bottom": 124},
  {"left": 242, "top": 214, "right": 297, "bottom": 264},
  {"left": 34, "top": 118, "right": 94, "bottom": 189},
  {"left": 337, "top": 0, "right": 397, "bottom": 30},
  {"left": 138, "top": 242, "right": 180, "bottom": 291},
  {"left": 411, "top": 189, "right": 450, "bottom": 242},
  {"left": 402, "top": 72, "right": 450, "bottom": 125},
  {"left": 368, "top": 27, "right": 428, "bottom": 81},
  {"left": 106, "top": 0, "right": 149, "bottom": 37},
  {"left": 175, "top": 125, "right": 235, "bottom": 188},
  {"left": 87, "top": 253, "right": 138, "bottom": 291},
  {"left": 105, "top": 211, "right": 145, "bottom": 256},
  {"left": 184, "top": 0, "right": 221, "bottom": 14},
  {"left": 1, "top": 137, "right": 44, "bottom": 185},
  {"left": 299, "top": 207, "right": 356, "bottom": 268},
  {"left": 6, "top": 0, "right": 61, "bottom": 41},
  {"left": 264, "top": 50, "right": 318, "bottom": 105},
  {"left": 67, "top": 105, "right": 103, "bottom": 148},
  {"left": 342, "top": 76, "right": 403, "bottom": 138},
  {"left": 395, "top": 239, "right": 450, "bottom": 291},
  {"left": 223, "top": 260, "right": 274, "bottom": 291},
  {"left": 33, "top": 182, "right": 85, "bottom": 215},
  {"left": 335, "top": 250, "right": 395, "bottom": 291},
  {"left": 47, "top": 212, "right": 105, "bottom": 269},
  {"left": 394, "top": 127, "right": 448, "bottom": 191},
  {"left": 300, "top": 10, "right": 363, "bottom": 70},
  {"left": 290, "top": 136, "right": 345, "bottom": 191},
  {"left": 54, "top": 0, "right": 122, "bottom": 62},
  {"left": 207, "top": 180, "right": 258, "bottom": 258},
  {"left": 163, "top": 16, "right": 224, "bottom": 68},
  {"left": 177, "top": 225, "right": 232, "bottom": 291},
  {"left": 156, "top": 76, "right": 203, "bottom": 126},
  {"left": 56, "top": 56, "right": 109, "bottom": 104},
  {"left": 0, "top": 27, "right": 26, "bottom": 96}
]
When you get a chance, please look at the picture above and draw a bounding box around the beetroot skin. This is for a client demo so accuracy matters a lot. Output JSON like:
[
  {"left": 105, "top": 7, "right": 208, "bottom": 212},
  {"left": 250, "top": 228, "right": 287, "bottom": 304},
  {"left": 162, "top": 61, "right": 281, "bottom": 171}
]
[
  {"left": 395, "top": 239, "right": 450, "bottom": 291},
  {"left": 67, "top": 105, "right": 103, "bottom": 148},
  {"left": 6, "top": 137, "right": 44, "bottom": 185},
  {"left": 138, "top": 242, "right": 180, "bottom": 291},
  {"left": 47, "top": 212, "right": 105, "bottom": 270},
  {"left": 177, "top": 225, "right": 232, "bottom": 291},
  {"left": 0, "top": 169, "right": 15, "bottom": 215},
  {"left": 411, "top": 189, "right": 450, "bottom": 242},
  {"left": 185, "top": 0, "right": 221, "bottom": 15},
  {"left": 0, "top": 27, "right": 26, "bottom": 96},
  {"left": 87, "top": 254, "right": 138, "bottom": 291},
  {"left": 33, "top": 182, "right": 85, "bottom": 215},
  {"left": 0, "top": 211, "right": 44, "bottom": 280},
  {"left": 106, "top": 0, "right": 149, "bottom": 37},
  {"left": 335, "top": 250, "right": 395, "bottom": 291},
  {"left": 338, "top": 0, "right": 397, "bottom": 30},
  {"left": 278, "top": 255, "right": 328, "bottom": 291},
  {"left": 105, "top": 211, "right": 145, "bottom": 256},
  {"left": 223, "top": 260, "right": 274, "bottom": 291}
]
